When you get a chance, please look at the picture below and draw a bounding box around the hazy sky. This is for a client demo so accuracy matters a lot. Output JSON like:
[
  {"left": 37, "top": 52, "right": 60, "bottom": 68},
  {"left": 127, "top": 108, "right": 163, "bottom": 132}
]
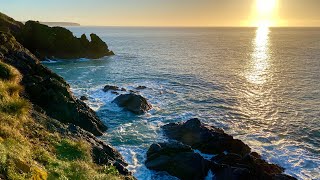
[{"left": 0, "top": 0, "right": 319, "bottom": 26}]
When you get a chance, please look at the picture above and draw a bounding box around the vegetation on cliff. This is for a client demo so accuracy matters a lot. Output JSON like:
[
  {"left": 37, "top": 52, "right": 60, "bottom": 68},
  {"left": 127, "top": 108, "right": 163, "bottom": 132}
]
[
  {"left": 0, "top": 32, "right": 107, "bottom": 136},
  {"left": 0, "top": 12, "right": 132, "bottom": 180},
  {"left": 0, "top": 61, "right": 131, "bottom": 180}
]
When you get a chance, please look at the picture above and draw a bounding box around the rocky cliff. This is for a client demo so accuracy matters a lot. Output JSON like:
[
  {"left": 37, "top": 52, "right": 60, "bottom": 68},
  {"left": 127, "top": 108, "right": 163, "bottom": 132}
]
[
  {"left": 0, "top": 32, "right": 107, "bottom": 136},
  {"left": 0, "top": 12, "right": 114, "bottom": 60},
  {"left": 0, "top": 12, "right": 132, "bottom": 179}
]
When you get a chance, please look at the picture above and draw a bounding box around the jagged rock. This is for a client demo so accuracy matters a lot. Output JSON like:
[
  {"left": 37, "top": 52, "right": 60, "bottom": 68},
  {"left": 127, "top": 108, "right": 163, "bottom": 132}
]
[
  {"left": 163, "top": 118, "right": 251, "bottom": 156},
  {"left": 112, "top": 93, "right": 152, "bottom": 114},
  {"left": 0, "top": 32, "right": 107, "bottom": 136},
  {"left": 161, "top": 119, "right": 297, "bottom": 180},
  {"left": 145, "top": 142, "right": 209, "bottom": 180},
  {"left": 19, "top": 21, "right": 114, "bottom": 60}
]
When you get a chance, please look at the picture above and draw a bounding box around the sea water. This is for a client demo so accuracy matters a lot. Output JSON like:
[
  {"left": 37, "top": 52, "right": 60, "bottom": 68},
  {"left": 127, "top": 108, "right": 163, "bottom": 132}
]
[{"left": 45, "top": 27, "right": 320, "bottom": 180}]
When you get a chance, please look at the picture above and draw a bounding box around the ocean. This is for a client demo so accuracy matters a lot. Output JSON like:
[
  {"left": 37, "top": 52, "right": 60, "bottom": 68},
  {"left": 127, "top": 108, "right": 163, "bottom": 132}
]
[{"left": 44, "top": 27, "right": 320, "bottom": 180}]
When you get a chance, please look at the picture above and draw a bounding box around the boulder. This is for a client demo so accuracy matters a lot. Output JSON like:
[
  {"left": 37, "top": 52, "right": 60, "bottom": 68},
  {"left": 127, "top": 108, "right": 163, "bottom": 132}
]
[
  {"left": 112, "top": 93, "right": 152, "bottom": 114},
  {"left": 0, "top": 32, "right": 107, "bottom": 136},
  {"left": 163, "top": 118, "right": 251, "bottom": 156},
  {"left": 145, "top": 142, "right": 209, "bottom": 180}
]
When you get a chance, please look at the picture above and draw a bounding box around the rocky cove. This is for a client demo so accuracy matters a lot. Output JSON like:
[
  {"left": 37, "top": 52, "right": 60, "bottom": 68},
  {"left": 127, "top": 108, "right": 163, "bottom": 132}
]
[{"left": 0, "top": 11, "right": 298, "bottom": 180}]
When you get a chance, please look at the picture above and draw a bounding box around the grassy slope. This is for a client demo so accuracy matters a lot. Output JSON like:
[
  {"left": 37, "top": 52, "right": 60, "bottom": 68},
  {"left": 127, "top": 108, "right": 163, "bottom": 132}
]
[{"left": 0, "top": 61, "right": 128, "bottom": 180}]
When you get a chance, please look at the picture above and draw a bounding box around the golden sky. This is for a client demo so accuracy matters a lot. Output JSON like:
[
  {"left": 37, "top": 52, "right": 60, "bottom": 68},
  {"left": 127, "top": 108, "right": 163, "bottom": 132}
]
[{"left": 0, "top": 0, "right": 319, "bottom": 27}]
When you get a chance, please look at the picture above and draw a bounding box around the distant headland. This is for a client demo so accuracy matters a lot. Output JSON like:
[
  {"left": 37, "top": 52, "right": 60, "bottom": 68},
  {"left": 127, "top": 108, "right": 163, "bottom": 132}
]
[{"left": 34, "top": 22, "right": 81, "bottom": 27}]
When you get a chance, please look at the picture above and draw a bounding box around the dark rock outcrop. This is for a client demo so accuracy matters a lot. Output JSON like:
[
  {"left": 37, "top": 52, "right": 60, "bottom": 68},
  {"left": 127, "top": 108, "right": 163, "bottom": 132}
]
[
  {"left": 145, "top": 142, "right": 209, "bottom": 180},
  {"left": 1, "top": 12, "right": 113, "bottom": 60},
  {"left": 163, "top": 118, "right": 251, "bottom": 156},
  {"left": 147, "top": 119, "right": 297, "bottom": 180},
  {"left": 19, "top": 21, "right": 114, "bottom": 60},
  {"left": 0, "top": 32, "right": 107, "bottom": 135},
  {"left": 112, "top": 93, "right": 152, "bottom": 114}
]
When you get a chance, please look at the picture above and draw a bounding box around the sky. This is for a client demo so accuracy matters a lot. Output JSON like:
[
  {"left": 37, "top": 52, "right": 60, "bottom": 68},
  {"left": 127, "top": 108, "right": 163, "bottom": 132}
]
[{"left": 0, "top": 0, "right": 319, "bottom": 27}]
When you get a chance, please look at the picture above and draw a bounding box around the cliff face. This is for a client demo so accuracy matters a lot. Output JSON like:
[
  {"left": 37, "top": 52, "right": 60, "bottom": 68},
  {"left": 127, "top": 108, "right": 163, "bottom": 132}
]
[
  {"left": 20, "top": 21, "right": 114, "bottom": 59},
  {"left": 0, "top": 12, "right": 114, "bottom": 60},
  {"left": 0, "top": 12, "right": 132, "bottom": 179},
  {"left": 0, "top": 32, "right": 107, "bottom": 136},
  {"left": 0, "top": 60, "right": 131, "bottom": 179}
]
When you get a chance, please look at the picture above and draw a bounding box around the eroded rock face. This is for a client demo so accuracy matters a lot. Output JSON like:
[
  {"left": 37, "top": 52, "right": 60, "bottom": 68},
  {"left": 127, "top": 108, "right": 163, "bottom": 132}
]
[
  {"left": 145, "top": 142, "right": 209, "bottom": 180},
  {"left": 0, "top": 32, "right": 107, "bottom": 136},
  {"left": 153, "top": 119, "right": 297, "bottom": 180},
  {"left": 112, "top": 93, "right": 152, "bottom": 114},
  {"left": 19, "top": 21, "right": 114, "bottom": 60},
  {"left": 163, "top": 118, "right": 251, "bottom": 156}
]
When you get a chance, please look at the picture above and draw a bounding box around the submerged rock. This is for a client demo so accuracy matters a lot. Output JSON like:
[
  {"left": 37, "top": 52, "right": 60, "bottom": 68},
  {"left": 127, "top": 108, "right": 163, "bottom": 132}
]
[
  {"left": 112, "top": 93, "right": 152, "bottom": 114},
  {"left": 135, "top": 85, "right": 147, "bottom": 90},
  {"left": 80, "top": 95, "right": 88, "bottom": 101},
  {"left": 163, "top": 118, "right": 251, "bottom": 156},
  {"left": 103, "top": 85, "right": 120, "bottom": 92},
  {"left": 145, "top": 142, "right": 209, "bottom": 180}
]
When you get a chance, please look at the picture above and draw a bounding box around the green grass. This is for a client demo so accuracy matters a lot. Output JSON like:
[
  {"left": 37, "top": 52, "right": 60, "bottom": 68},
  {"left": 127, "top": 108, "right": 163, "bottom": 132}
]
[{"left": 0, "top": 61, "right": 131, "bottom": 180}]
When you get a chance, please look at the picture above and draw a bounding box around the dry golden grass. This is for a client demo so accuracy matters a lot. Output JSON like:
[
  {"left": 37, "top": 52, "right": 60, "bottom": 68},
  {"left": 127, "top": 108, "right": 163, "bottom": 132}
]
[{"left": 0, "top": 61, "right": 130, "bottom": 180}]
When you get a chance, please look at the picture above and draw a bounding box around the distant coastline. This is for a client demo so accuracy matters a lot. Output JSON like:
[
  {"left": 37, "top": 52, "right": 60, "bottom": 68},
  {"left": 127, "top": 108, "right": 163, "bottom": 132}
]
[{"left": 21, "top": 21, "right": 80, "bottom": 27}]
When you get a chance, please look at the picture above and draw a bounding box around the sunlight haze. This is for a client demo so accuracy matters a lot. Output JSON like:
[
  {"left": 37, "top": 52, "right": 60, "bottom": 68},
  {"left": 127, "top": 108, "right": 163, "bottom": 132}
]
[{"left": 0, "top": 0, "right": 319, "bottom": 27}]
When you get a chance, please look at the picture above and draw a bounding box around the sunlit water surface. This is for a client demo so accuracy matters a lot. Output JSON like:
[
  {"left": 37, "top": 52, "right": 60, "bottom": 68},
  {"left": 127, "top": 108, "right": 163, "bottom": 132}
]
[{"left": 45, "top": 27, "right": 320, "bottom": 180}]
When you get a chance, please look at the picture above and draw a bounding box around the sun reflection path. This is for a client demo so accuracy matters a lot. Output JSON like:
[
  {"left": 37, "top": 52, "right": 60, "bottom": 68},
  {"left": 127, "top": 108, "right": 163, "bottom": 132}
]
[{"left": 246, "top": 26, "right": 271, "bottom": 84}]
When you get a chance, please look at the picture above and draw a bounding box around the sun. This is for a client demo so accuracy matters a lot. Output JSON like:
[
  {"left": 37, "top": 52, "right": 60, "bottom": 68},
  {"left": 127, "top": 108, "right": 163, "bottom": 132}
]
[
  {"left": 253, "top": 0, "right": 278, "bottom": 27},
  {"left": 256, "top": 0, "right": 277, "bottom": 16}
]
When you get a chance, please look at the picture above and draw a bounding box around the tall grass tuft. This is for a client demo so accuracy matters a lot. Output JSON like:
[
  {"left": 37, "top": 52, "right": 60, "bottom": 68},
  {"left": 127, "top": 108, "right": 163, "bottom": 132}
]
[{"left": 0, "top": 62, "right": 21, "bottom": 83}]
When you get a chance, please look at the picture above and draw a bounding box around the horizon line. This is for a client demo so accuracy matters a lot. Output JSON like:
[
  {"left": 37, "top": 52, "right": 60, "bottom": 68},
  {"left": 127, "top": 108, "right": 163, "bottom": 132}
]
[{"left": 68, "top": 25, "right": 320, "bottom": 28}]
